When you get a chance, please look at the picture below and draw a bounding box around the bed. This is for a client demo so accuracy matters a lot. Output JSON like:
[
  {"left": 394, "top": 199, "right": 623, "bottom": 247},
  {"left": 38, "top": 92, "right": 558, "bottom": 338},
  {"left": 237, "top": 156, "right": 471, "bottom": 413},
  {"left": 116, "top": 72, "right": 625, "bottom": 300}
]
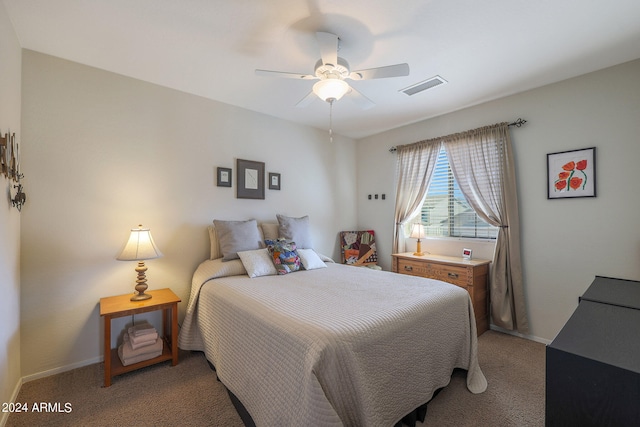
[{"left": 178, "top": 218, "right": 486, "bottom": 427}]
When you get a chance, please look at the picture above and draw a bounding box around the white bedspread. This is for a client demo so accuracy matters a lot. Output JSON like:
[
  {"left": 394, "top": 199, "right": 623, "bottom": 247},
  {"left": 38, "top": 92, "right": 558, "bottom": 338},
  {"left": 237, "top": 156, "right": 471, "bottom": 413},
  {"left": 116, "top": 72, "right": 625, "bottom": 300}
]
[{"left": 178, "top": 259, "right": 486, "bottom": 427}]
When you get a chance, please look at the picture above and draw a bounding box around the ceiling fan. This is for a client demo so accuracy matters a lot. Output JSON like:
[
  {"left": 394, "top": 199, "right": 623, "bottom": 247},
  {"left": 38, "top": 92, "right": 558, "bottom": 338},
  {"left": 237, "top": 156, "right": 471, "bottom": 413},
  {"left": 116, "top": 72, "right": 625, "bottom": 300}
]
[{"left": 255, "top": 32, "right": 410, "bottom": 109}]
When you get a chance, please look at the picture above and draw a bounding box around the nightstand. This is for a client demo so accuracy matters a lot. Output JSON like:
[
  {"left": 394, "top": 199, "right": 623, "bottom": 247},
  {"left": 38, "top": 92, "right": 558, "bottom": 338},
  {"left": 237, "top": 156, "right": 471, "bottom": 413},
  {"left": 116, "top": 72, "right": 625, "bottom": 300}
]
[
  {"left": 392, "top": 253, "right": 491, "bottom": 335},
  {"left": 99, "top": 288, "right": 181, "bottom": 387}
]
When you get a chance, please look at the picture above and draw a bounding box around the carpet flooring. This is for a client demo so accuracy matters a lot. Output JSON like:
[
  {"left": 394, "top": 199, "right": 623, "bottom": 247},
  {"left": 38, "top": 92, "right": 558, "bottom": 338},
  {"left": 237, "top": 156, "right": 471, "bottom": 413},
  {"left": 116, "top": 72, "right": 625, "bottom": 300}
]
[{"left": 6, "top": 330, "right": 545, "bottom": 426}]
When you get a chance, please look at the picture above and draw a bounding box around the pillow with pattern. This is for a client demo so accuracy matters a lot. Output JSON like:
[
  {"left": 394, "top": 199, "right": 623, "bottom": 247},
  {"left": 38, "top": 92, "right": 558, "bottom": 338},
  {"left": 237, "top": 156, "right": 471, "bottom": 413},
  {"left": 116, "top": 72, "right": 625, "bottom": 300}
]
[{"left": 265, "top": 239, "right": 301, "bottom": 275}]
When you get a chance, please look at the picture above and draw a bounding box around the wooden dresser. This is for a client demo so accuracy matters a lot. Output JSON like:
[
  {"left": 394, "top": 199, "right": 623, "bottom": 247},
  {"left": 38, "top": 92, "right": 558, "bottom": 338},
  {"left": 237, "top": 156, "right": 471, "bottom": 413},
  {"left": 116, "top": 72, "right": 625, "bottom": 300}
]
[{"left": 391, "top": 252, "right": 491, "bottom": 335}]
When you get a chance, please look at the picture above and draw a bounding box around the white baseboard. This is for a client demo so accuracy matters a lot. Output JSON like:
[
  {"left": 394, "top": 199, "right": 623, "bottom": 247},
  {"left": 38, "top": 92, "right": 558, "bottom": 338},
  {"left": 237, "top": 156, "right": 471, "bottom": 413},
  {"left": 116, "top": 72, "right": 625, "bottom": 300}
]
[
  {"left": 21, "top": 355, "right": 103, "bottom": 384},
  {"left": 490, "top": 324, "right": 552, "bottom": 345},
  {"left": 0, "top": 376, "right": 23, "bottom": 427}
]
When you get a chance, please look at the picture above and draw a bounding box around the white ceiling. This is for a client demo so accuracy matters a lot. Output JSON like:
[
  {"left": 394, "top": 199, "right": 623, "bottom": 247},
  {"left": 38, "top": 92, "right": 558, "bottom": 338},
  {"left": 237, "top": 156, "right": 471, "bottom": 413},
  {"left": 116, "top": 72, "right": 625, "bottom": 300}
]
[{"left": 5, "top": 0, "right": 640, "bottom": 139}]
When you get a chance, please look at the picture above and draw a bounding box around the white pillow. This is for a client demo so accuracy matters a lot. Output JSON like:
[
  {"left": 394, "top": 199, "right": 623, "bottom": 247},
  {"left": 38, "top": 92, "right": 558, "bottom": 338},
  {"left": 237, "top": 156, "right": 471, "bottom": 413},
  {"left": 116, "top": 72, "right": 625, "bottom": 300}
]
[
  {"left": 238, "top": 248, "right": 278, "bottom": 278},
  {"left": 277, "top": 214, "right": 313, "bottom": 249},
  {"left": 297, "top": 248, "right": 327, "bottom": 270}
]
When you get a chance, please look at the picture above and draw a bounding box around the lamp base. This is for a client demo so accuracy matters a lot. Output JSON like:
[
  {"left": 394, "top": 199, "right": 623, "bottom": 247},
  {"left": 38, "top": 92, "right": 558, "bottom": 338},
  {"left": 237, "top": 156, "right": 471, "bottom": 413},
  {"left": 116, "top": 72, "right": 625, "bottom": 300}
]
[
  {"left": 413, "top": 239, "right": 425, "bottom": 256},
  {"left": 130, "top": 261, "right": 153, "bottom": 301},
  {"left": 130, "top": 292, "right": 152, "bottom": 301}
]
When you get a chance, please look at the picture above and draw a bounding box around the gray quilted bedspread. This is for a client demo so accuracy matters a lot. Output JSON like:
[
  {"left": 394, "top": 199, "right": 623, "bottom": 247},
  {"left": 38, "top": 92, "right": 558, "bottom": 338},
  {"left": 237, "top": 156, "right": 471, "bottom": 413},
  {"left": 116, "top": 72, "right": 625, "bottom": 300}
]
[{"left": 178, "top": 260, "right": 486, "bottom": 426}]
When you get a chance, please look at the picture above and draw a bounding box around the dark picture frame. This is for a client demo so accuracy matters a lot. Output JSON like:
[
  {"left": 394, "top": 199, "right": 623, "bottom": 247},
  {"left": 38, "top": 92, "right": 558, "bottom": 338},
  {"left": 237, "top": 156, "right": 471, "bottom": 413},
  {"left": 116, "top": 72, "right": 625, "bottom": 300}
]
[
  {"left": 547, "top": 147, "right": 596, "bottom": 199},
  {"left": 236, "top": 159, "right": 265, "bottom": 199},
  {"left": 216, "top": 167, "right": 232, "bottom": 187},
  {"left": 268, "top": 172, "right": 281, "bottom": 190}
]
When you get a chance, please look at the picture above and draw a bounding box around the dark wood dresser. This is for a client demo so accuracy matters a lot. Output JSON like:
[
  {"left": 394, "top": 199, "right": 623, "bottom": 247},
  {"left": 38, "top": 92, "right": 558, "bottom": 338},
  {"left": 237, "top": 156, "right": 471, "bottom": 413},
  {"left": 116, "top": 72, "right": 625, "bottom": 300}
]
[{"left": 546, "top": 275, "right": 640, "bottom": 426}]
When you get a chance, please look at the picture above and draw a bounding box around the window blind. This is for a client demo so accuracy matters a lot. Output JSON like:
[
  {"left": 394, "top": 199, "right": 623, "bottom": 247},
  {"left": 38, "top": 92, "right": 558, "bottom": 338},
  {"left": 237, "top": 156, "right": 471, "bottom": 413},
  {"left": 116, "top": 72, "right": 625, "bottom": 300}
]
[{"left": 420, "top": 147, "right": 498, "bottom": 239}]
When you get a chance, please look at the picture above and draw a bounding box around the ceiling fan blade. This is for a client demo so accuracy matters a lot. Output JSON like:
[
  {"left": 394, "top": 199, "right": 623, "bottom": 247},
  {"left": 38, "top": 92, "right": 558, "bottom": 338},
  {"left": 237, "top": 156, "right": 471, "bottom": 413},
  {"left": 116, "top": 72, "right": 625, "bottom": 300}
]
[
  {"left": 347, "top": 87, "right": 376, "bottom": 110},
  {"left": 295, "top": 91, "right": 317, "bottom": 108},
  {"left": 316, "top": 32, "right": 338, "bottom": 66},
  {"left": 349, "top": 63, "right": 410, "bottom": 80},
  {"left": 255, "top": 69, "right": 316, "bottom": 80}
]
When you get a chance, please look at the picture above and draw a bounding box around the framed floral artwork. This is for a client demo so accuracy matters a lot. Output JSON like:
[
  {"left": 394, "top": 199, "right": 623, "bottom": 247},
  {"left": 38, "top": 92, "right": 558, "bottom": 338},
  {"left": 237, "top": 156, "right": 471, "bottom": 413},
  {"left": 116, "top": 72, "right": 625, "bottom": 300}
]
[{"left": 547, "top": 147, "right": 596, "bottom": 199}]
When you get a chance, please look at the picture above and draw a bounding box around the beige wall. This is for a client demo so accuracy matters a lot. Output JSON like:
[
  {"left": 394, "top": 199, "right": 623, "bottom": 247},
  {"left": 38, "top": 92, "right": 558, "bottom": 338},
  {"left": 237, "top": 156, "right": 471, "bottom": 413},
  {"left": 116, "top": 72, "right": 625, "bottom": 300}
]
[
  {"left": 0, "top": 2, "right": 22, "bottom": 422},
  {"left": 357, "top": 58, "right": 640, "bottom": 343},
  {"left": 19, "top": 50, "right": 358, "bottom": 378}
]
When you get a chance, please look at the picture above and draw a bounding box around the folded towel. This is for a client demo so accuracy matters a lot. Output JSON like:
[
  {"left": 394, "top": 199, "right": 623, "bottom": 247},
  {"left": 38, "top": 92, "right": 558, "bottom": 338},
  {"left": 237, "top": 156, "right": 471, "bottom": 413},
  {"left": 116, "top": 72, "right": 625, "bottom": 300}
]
[
  {"left": 129, "top": 322, "right": 157, "bottom": 337},
  {"left": 118, "top": 344, "right": 162, "bottom": 366},
  {"left": 122, "top": 333, "right": 163, "bottom": 358},
  {"left": 128, "top": 330, "right": 159, "bottom": 350}
]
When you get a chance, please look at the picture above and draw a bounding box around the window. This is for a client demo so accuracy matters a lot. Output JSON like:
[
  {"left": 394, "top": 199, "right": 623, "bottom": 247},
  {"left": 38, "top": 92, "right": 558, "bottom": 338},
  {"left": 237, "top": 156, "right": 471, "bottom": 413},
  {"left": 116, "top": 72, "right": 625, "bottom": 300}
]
[{"left": 419, "top": 147, "right": 497, "bottom": 239}]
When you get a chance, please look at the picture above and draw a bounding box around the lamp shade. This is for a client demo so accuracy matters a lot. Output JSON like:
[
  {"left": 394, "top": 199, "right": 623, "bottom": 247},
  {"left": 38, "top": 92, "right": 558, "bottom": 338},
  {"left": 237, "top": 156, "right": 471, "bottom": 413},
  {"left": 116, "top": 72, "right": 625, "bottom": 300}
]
[
  {"left": 117, "top": 225, "right": 163, "bottom": 261},
  {"left": 410, "top": 223, "right": 425, "bottom": 239},
  {"left": 313, "top": 78, "right": 350, "bottom": 102}
]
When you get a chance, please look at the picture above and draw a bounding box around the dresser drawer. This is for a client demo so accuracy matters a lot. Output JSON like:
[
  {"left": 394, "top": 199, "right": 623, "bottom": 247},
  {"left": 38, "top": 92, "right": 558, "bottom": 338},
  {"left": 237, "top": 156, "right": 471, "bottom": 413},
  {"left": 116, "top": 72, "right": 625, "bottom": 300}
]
[
  {"left": 396, "top": 258, "right": 429, "bottom": 277},
  {"left": 397, "top": 258, "right": 469, "bottom": 287},
  {"left": 427, "top": 264, "right": 470, "bottom": 288}
]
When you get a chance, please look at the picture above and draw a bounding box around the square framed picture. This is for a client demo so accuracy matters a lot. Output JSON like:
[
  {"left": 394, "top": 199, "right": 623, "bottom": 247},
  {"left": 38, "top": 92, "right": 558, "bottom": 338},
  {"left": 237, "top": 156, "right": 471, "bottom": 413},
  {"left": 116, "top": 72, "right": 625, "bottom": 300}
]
[
  {"left": 217, "top": 167, "right": 232, "bottom": 187},
  {"left": 269, "top": 172, "right": 281, "bottom": 190},
  {"left": 547, "top": 147, "right": 596, "bottom": 199},
  {"left": 462, "top": 248, "right": 472, "bottom": 260},
  {"left": 236, "top": 159, "right": 265, "bottom": 199}
]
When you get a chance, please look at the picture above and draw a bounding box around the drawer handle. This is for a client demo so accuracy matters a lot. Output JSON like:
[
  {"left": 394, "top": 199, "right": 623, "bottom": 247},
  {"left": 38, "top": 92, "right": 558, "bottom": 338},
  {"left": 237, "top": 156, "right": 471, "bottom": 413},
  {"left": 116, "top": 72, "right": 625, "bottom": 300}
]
[
  {"left": 403, "top": 265, "right": 413, "bottom": 272},
  {"left": 448, "top": 272, "right": 459, "bottom": 279}
]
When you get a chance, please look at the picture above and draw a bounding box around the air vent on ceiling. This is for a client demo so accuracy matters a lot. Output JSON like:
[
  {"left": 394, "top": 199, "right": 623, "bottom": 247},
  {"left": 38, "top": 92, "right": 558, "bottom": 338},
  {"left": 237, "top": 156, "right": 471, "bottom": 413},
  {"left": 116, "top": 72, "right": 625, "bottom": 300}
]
[{"left": 400, "top": 75, "right": 447, "bottom": 96}]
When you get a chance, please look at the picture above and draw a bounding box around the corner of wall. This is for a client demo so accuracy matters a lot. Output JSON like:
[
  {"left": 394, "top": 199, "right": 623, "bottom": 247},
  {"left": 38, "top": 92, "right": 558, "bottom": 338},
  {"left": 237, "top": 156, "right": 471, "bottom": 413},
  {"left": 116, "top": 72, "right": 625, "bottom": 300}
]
[
  {"left": 0, "top": 0, "right": 22, "bottom": 416},
  {"left": 0, "top": 377, "right": 23, "bottom": 427}
]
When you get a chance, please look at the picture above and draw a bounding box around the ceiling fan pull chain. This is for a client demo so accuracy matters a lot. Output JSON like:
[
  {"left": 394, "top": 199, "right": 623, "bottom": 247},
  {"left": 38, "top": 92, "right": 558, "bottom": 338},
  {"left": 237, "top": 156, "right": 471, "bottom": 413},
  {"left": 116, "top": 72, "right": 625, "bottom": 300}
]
[{"left": 329, "top": 99, "right": 334, "bottom": 143}]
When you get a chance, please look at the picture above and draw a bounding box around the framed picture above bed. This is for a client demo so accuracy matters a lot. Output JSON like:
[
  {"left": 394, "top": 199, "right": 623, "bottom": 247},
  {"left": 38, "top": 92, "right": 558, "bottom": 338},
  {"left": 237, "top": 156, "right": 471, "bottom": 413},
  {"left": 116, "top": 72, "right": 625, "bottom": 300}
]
[
  {"left": 216, "top": 167, "right": 232, "bottom": 187},
  {"left": 236, "top": 159, "right": 265, "bottom": 199},
  {"left": 268, "top": 172, "right": 281, "bottom": 190}
]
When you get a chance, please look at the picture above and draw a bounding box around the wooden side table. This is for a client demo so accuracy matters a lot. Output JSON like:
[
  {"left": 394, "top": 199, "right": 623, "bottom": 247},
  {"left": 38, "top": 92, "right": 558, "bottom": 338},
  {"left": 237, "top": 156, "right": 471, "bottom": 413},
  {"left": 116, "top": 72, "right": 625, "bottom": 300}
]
[{"left": 99, "top": 288, "right": 181, "bottom": 387}]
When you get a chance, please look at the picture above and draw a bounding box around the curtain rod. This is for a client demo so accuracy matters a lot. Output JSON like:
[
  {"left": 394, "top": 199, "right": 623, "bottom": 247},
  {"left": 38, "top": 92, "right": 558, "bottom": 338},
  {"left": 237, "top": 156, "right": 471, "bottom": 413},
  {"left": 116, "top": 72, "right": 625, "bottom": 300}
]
[{"left": 388, "top": 118, "right": 527, "bottom": 153}]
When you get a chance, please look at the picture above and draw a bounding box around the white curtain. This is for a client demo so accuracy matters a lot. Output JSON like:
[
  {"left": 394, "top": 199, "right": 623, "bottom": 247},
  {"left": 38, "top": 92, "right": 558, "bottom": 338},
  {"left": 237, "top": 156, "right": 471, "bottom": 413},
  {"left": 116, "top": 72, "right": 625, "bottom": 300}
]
[
  {"left": 392, "top": 139, "right": 441, "bottom": 253},
  {"left": 443, "top": 123, "right": 528, "bottom": 333}
]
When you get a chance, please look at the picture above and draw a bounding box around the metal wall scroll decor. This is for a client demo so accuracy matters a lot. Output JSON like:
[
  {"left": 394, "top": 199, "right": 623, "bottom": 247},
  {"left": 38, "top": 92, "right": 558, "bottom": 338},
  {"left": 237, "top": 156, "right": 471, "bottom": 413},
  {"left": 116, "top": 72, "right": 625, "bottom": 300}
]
[{"left": 1, "top": 130, "right": 27, "bottom": 211}]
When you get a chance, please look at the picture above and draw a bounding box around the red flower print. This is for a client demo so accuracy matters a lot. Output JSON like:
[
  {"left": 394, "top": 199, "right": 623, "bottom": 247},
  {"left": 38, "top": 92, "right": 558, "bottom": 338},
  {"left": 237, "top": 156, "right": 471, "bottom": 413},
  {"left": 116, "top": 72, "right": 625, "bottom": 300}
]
[
  {"left": 569, "top": 177, "right": 583, "bottom": 190},
  {"left": 554, "top": 156, "right": 589, "bottom": 192}
]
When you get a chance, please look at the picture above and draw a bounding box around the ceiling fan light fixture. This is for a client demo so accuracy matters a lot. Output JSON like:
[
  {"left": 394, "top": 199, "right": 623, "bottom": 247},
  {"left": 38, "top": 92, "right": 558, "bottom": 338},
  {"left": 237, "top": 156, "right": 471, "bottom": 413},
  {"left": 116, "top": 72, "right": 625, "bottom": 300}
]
[{"left": 313, "top": 78, "right": 349, "bottom": 102}]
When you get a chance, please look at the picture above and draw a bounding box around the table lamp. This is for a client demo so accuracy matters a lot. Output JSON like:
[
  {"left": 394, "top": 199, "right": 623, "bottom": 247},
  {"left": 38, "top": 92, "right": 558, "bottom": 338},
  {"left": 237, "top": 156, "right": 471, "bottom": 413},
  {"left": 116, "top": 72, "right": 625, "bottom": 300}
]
[
  {"left": 117, "top": 224, "right": 163, "bottom": 301},
  {"left": 410, "top": 223, "right": 426, "bottom": 256}
]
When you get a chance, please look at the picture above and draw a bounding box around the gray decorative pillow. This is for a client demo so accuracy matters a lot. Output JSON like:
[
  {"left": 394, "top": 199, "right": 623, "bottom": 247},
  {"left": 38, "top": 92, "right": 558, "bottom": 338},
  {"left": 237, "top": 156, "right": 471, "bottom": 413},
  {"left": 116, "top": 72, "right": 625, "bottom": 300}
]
[
  {"left": 213, "top": 219, "right": 262, "bottom": 261},
  {"left": 276, "top": 214, "right": 312, "bottom": 249}
]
